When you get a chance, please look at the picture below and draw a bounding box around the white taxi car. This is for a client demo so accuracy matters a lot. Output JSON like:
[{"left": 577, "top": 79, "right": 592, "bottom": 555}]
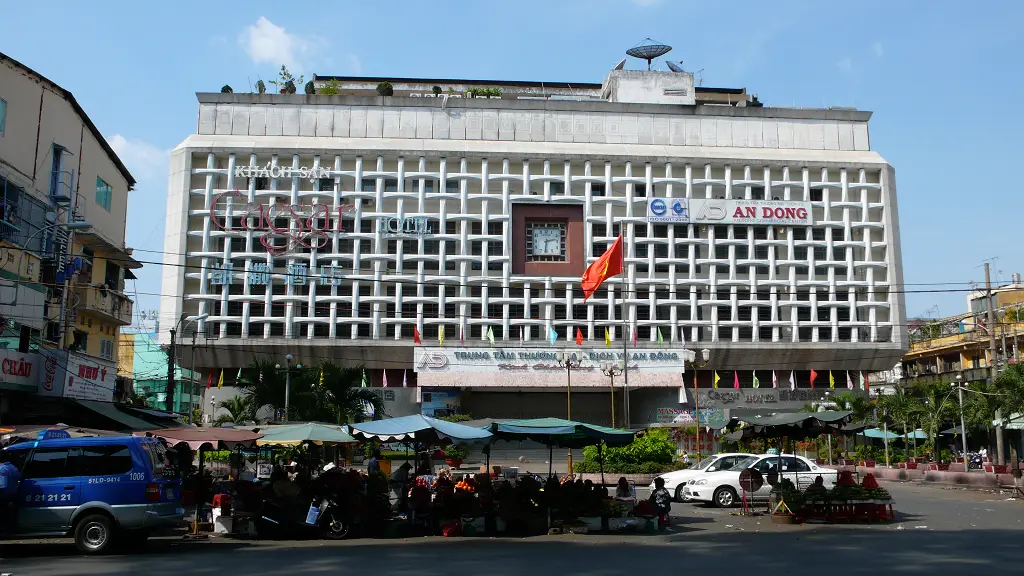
[
  {"left": 683, "top": 454, "right": 838, "bottom": 508},
  {"left": 650, "top": 453, "right": 763, "bottom": 502}
]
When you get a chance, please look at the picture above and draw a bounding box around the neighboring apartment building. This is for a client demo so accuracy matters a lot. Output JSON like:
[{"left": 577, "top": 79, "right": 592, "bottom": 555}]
[
  {"left": 901, "top": 280, "right": 1024, "bottom": 388},
  {"left": 0, "top": 51, "right": 140, "bottom": 422},
  {"left": 161, "top": 60, "right": 906, "bottom": 427},
  {"left": 117, "top": 331, "right": 200, "bottom": 414}
]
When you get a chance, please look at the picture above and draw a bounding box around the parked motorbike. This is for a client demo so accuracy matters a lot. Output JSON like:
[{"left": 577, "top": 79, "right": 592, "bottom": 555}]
[
  {"left": 256, "top": 494, "right": 351, "bottom": 540},
  {"left": 952, "top": 449, "right": 984, "bottom": 470}
]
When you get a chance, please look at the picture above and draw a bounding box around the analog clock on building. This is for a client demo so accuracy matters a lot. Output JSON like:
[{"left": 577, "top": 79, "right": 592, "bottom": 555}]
[{"left": 530, "top": 226, "right": 562, "bottom": 256}]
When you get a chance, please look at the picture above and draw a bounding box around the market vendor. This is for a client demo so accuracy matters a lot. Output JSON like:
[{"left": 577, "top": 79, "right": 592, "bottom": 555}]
[{"left": 390, "top": 462, "right": 412, "bottom": 510}]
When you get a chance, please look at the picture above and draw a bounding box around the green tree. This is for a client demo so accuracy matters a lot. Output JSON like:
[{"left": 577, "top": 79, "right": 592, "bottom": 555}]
[
  {"left": 215, "top": 396, "right": 253, "bottom": 426},
  {"left": 993, "top": 363, "right": 1024, "bottom": 418},
  {"left": 236, "top": 360, "right": 385, "bottom": 424},
  {"left": 877, "top": 387, "right": 925, "bottom": 459}
]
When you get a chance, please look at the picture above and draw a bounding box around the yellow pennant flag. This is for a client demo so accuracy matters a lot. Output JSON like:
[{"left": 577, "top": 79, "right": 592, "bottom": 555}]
[
  {"left": 217, "top": 369, "right": 224, "bottom": 388},
  {"left": 487, "top": 326, "right": 495, "bottom": 346},
  {"left": 604, "top": 328, "right": 611, "bottom": 348},
  {"left": 713, "top": 371, "right": 720, "bottom": 389},
  {"left": 439, "top": 326, "right": 445, "bottom": 347},
  {"left": 319, "top": 369, "right": 324, "bottom": 386},
  {"left": 829, "top": 370, "right": 835, "bottom": 389}
]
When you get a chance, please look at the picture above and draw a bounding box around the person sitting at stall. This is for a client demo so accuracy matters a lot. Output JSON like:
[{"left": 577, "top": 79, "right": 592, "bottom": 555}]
[
  {"left": 615, "top": 477, "right": 632, "bottom": 499},
  {"left": 649, "top": 477, "right": 672, "bottom": 529},
  {"left": 271, "top": 467, "right": 302, "bottom": 502},
  {"left": 367, "top": 449, "right": 382, "bottom": 475}
]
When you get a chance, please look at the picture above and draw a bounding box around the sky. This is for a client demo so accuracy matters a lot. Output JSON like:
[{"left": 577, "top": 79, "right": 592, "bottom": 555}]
[{"left": 3, "top": 0, "right": 1022, "bottom": 329}]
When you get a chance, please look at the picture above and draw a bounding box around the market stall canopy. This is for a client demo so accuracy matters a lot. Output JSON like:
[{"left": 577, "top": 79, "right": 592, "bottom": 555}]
[
  {"left": 992, "top": 413, "right": 1024, "bottom": 430},
  {"left": 135, "top": 426, "right": 263, "bottom": 451},
  {"left": 903, "top": 429, "right": 928, "bottom": 440},
  {"left": 940, "top": 425, "right": 965, "bottom": 435},
  {"left": 257, "top": 422, "right": 357, "bottom": 446},
  {"left": 723, "top": 411, "right": 854, "bottom": 440},
  {"left": 858, "top": 428, "right": 901, "bottom": 440},
  {"left": 348, "top": 415, "right": 492, "bottom": 444},
  {"left": 485, "top": 417, "right": 636, "bottom": 448}
]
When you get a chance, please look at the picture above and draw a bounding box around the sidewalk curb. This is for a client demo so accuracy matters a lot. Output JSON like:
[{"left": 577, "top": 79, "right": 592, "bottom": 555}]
[{"left": 880, "top": 478, "right": 1019, "bottom": 495}]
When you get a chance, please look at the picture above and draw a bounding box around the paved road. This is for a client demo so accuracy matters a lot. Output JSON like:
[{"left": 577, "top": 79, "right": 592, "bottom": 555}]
[{"left": 2, "top": 483, "right": 1021, "bottom": 575}]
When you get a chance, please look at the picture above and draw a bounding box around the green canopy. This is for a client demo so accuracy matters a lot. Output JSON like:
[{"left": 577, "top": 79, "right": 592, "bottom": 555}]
[
  {"left": 858, "top": 427, "right": 901, "bottom": 440},
  {"left": 485, "top": 417, "right": 636, "bottom": 448},
  {"left": 257, "top": 422, "right": 357, "bottom": 446}
]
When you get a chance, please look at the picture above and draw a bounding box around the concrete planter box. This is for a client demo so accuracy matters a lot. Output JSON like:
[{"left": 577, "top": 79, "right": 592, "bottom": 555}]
[
  {"left": 860, "top": 460, "right": 876, "bottom": 468},
  {"left": 929, "top": 463, "right": 950, "bottom": 471},
  {"left": 578, "top": 473, "right": 657, "bottom": 486},
  {"left": 984, "top": 464, "right": 1008, "bottom": 474},
  {"left": 898, "top": 462, "right": 919, "bottom": 470},
  {"left": 838, "top": 459, "right": 856, "bottom": 466}
]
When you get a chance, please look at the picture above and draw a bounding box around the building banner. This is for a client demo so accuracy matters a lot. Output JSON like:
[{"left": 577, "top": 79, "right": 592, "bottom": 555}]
[
  {"left": 36, "top": 350, "right": 116, "bottom": 402},
  {"left": 647, "top": 198, "right": 812, "bottom": 226},
  {"left": 414, "top": 346, "right": 695, "bottom": 388}
]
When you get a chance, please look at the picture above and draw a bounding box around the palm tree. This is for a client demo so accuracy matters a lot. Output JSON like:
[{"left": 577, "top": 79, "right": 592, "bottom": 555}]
[
  {"left": 215, "top": 396, "right": 253, "bottom": 426},
  {"left": 236, "top": 359, "right": 385, "bottom": 424},
  {"left": 993, "top": 364, "right": 1024, "bottom": 419},
  {"left": 877, "top": 386, "right": 925, "bottom": 459}
]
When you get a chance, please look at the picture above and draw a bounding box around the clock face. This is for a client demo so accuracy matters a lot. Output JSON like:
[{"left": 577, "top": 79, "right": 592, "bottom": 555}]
[{"left": 531, "top": 227, "right": 562, "bottom": 256}]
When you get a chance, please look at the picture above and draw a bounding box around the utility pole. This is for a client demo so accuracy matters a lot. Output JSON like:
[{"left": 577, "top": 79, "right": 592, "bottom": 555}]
[
  {"left": 985, "top": 263, "right": 1005, "bottom": 466},
  {"left": 166, "top": 328, "right": 177, "bottom": 413}
]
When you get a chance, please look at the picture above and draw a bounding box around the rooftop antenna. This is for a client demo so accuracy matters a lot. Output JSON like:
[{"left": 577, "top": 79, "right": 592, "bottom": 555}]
[
  {"left": 612, "top": 58, "right": 626, "bottom": 71},
  {"left": 695, "top": 69, "right": 705, "bottom": 86},
  {"left": 626, "top": 38, "right": 672, "bottom": 71}
]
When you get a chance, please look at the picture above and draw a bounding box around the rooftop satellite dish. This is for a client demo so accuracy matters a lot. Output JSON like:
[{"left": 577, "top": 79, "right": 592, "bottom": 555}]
[
  {"left": 626, "top": 38, "right": 672, "bottom": 70},
  {"left": 666, "top": 61, "right": 685, "bottom": 73},
  {"left": 612, "top": 58, "right": 626, "bottom": 71}
]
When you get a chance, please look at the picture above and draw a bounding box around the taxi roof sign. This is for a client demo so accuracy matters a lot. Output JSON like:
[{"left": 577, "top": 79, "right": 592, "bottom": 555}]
[{"left": 37, "top": 429, "right": 72, "bottom": 441}]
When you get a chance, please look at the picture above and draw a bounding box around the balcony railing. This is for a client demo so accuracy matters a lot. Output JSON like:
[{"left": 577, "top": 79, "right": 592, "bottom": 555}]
[{"left": 75, "top": 286, "right": 133, "bottom": 326}]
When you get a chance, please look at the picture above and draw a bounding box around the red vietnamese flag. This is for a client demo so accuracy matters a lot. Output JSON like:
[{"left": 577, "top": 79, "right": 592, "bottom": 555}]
[
  {"left": 413, "top": 326, "right": 422, "bottom": 345},
  {"left": 581, "top": 235, "right": 624, "bottom": 301},
  {"left": 810, "top": 369, "right": 818, "bottom": 389},
  {"left": 575, "top": 328, "right": 584, "bottom": 346},
  {"left": 733, "top": 371, "right": 740, "bottom": 390},
  {"left": 206, "top": 371, "right": 214, "bottom": 389}
]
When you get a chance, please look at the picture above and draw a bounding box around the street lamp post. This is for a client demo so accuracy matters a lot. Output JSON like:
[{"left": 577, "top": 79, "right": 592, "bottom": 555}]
[
  {"left": 600, "top": 361, "right": 624, "bottom": 428},
  {"left": 685, "top": 348, "right": 711, "bottom": 463},
  {"left": 179, "top": 313, "right": 208, "bottom": 424},
  {"left": 956, "top": 373, "right": 969, "bottom": 471},
  {"left": 556, "top": 350, "right": 583, "bottom": 473},
  {"left": 208, "top": 395, "right": 215, "bottom": 425},
  {"left": 275, "top": 354, "right": 301, "bottom": 422}
]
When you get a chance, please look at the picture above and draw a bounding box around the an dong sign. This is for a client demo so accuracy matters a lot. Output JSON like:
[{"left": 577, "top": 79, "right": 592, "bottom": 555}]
[{"left": 208, "top": 190, "right": 433, "bottom": 256}]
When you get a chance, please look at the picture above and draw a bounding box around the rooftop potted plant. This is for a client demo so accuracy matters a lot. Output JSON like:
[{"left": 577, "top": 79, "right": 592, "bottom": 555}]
[{"left": 376, "top": 81, "right": 394, "bottom": 96}]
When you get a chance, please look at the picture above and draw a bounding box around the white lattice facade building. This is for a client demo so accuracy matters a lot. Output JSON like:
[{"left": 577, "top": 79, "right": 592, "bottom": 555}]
[{"left": 161, "top": 71, "right": 907, "bottom": 412}]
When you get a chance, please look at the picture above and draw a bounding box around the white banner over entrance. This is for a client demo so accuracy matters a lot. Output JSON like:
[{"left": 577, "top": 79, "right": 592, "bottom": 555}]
[
  {"left": 647, "top": 198, "right": 813, "bottom": 226},
  {"left": 414, "top": 347, "right": 696, "bottom": 389}
]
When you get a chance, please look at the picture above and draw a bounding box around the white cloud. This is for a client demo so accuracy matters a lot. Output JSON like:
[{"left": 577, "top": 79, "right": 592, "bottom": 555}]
[
  {"left": 347, "top": 54, "right": 362, "bottom": 74},
  {"left": 109, "top": 134, "right": 170, "bottom": 182},
  {"left": 872, "top": 41, "right": 884, "bottom": 57},
  {"left": 836, "top": 57, "right": 852, "bottom": 72},
  {"left": 238, "top": 16, "right": 325, "bottom": 71}
]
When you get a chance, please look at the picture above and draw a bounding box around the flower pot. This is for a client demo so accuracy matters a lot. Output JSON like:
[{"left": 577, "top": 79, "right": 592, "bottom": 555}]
[
  {"left": 445, "top": 459, "right": 463, "bottom": 468},
  {"left": 860, "top": 460, "right": 876, "bottom": 468},
  {"left": 906, "top": 462, "right": 918, "bottom": 470}
]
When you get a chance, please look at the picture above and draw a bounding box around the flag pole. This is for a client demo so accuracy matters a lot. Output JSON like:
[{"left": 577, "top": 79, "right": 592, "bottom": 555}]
[{"left": 621, "top": 243, "right": 630, "bottom": 430}]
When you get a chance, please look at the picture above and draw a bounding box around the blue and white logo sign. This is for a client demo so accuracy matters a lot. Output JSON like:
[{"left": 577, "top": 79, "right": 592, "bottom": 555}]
[{"left": 647, "top": 198, "right": 689, "bottom": 223}]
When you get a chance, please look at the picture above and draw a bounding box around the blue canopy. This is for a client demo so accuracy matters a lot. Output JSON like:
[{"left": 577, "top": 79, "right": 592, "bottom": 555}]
[
  {"left": 348, "top": 415, "right": 492, "bottom": 445},
  {"left": 485, "top": 417, "right": 636, "bottom": 448},
  {"left": 858, "top": 428, "right": 900, "bottom": 440},
  {"left": 903, "top": 429, "right": 928, "bottom": 440}
]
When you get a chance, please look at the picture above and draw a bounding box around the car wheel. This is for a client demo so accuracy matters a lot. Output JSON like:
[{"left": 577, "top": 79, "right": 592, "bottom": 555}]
[
  {"left": 713, "top": 486, "right": 738, "bottom": 508},
  {"left": 674, "top": 485, "right": 688, "bottom": 503},
  {"left": 74, "top": 514, "right": 114, "bottom": 555}
]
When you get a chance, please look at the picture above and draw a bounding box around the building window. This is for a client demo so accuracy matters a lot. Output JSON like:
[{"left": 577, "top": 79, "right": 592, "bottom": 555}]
[
  {"left": 96, "top": 177, "right": 112, "bottom": 211},
  {"left": 525, "top": 221, "right": 567, "bottom": 262},
  {"left": 0, "top": 98, "right": 6, "bottom": 136},
  {"left": 100, "top": 336, "right": 114, "bottom": 358}
]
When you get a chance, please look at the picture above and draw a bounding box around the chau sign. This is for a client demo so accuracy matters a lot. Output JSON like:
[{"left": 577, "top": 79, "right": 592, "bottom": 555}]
[
  {"left": 207, "top": 190, "right": 434, "bottom": 256},
  {"left": 647, "top": 198, "right": 812, "bottom": 226}
]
